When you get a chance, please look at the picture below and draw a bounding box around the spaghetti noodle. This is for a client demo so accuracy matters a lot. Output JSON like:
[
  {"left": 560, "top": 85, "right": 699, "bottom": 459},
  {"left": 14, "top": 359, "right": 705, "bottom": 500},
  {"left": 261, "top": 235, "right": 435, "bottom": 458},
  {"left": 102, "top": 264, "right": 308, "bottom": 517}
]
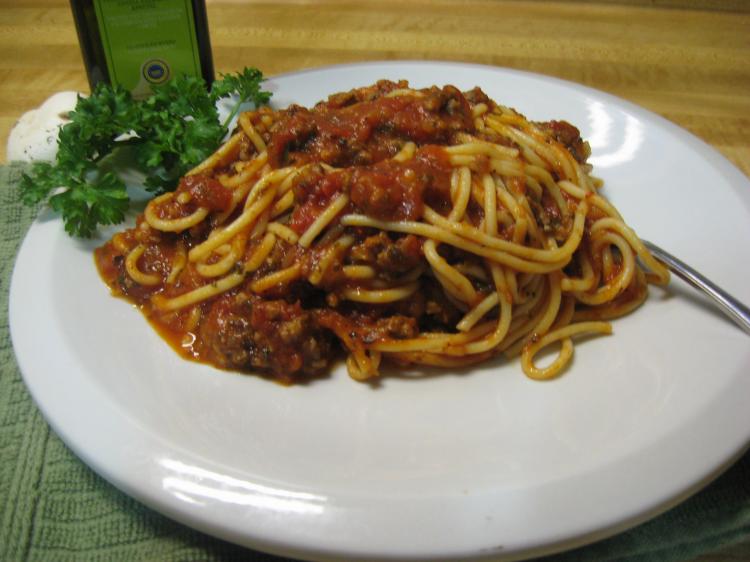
[{"left": 95, "top": 80, "right": 669, "bottom": 384}]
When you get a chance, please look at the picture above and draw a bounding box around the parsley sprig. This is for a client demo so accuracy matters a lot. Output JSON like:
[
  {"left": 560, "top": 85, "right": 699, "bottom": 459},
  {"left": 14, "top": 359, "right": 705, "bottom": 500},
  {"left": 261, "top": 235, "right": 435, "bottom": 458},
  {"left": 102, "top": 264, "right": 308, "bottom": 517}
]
[{"left": 20, "top": 68, "right": 271, "bottom": 237}]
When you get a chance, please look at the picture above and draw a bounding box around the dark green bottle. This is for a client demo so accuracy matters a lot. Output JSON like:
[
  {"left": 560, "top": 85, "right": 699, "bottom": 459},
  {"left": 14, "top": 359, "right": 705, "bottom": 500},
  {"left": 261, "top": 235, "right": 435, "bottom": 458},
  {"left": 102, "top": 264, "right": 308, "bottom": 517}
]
[{"left": 69, "top": 0, "right": 215, "bottom": 97}]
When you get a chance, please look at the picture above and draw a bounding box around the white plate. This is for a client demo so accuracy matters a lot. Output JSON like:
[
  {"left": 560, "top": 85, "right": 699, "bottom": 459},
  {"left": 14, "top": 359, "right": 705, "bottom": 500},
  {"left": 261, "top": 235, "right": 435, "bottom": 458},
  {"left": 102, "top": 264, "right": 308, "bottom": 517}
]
[{"left": 10, "top": 61, "right": 750, "bottom": 561}]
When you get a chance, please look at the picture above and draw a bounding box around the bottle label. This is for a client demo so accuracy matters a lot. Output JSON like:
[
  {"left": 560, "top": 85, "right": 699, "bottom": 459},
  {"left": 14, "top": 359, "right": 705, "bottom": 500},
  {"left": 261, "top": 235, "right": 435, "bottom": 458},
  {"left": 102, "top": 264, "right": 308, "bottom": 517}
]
[{"left": 93, "top": 0, "right": 203, "bottom": 98}]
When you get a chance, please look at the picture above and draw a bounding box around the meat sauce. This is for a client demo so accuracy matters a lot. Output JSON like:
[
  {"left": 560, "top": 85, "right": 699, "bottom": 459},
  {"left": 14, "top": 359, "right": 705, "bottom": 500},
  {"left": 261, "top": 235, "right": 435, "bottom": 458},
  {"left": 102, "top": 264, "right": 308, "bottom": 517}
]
[
  {"left": 95, "top": 80, "right": 588, "bottom": 383},
  {"left": 288, "top": 145, "right": 453, "bottom": 234},
  {"left": 179, "top": 174, "right": 233, "bottom": 211},
  {"left": 537, "top": 120, "right": 590, "bottom": 165},
  {"left": 266, "top": 80, "right": 474, "bottom": 169}
]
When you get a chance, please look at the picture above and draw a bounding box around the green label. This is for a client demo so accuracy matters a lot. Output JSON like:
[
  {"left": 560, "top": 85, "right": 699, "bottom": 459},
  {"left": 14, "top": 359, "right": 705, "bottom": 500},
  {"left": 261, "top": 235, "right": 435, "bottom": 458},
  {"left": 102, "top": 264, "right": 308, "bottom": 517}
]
[{"left": 93, "top": 0, "right": 202, "bottom": 97}]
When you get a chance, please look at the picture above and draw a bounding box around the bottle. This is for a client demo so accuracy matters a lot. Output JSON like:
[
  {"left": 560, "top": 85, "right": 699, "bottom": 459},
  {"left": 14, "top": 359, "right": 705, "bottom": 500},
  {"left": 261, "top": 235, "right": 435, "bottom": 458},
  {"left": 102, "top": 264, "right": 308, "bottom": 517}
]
[{"left": 69, "top": 0, "right": 215, "bottom": 98}]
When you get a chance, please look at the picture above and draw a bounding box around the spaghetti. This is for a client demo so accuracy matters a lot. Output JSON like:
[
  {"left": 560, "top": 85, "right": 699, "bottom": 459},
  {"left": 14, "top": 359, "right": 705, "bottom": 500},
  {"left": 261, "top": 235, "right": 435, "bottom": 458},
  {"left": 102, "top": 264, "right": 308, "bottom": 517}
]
[{"left": 95, "top": 80, "right": 669, "bottom": 384}]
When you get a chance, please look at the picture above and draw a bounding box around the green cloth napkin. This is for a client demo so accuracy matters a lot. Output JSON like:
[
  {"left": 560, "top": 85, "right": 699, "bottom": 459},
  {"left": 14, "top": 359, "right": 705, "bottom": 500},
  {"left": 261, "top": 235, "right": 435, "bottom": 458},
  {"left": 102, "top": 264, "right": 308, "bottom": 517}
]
[{"left": 1, "top": 161, "right": 748, "bottom": 562}]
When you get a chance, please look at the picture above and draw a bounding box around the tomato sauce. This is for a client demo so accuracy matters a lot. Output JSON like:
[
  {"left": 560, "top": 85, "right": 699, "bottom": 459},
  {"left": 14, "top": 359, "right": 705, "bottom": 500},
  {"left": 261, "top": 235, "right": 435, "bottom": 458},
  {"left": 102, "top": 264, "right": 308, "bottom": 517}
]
[
  {"left": 95, "top": 81, "right": 482, "bottom": 382},
  {"left": 177, "top": 174, "right": 233, "bottom": 211},
  {"left": 267, "top": 82, "right": 475, "bottom": 169}
]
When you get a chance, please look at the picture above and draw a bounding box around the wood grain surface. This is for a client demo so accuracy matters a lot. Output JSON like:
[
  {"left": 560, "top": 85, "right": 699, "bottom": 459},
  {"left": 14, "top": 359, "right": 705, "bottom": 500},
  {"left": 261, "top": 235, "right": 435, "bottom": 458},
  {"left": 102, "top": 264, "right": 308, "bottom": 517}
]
[
  {"left": 1, "top": 0, "right": 748, "bottom": 179},
  {"left": 0, "top": 1, "right": 748, "bottom": 561}
]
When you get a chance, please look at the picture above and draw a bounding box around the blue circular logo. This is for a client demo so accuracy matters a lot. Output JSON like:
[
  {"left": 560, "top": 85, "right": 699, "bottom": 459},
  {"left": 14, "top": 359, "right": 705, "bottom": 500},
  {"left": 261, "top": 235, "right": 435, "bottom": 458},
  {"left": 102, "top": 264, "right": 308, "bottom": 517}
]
[{"left": 143, "top": 59, "right": 170, "bottom": 84}]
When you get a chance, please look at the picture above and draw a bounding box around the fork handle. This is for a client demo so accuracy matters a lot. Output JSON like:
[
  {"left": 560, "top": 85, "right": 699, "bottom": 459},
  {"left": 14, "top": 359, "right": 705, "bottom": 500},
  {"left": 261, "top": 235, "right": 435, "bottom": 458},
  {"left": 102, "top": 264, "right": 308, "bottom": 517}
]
[{"left": 643, "top": 240, "right": 750, "bottom": 336}]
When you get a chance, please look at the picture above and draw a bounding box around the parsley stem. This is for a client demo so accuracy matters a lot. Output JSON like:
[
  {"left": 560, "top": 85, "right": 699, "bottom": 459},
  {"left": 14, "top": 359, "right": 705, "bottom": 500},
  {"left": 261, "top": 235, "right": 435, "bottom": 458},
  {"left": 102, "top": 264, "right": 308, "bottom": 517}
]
[{"left": 221, "top": 98, "right": 246, "bottom": 133}]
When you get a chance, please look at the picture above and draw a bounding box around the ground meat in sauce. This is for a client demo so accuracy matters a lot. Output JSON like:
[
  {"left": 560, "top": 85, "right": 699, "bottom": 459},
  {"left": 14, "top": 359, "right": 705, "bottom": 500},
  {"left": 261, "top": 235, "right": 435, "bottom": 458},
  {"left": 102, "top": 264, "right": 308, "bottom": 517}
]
[
  {"left": 288, "top": 144, "right": 453, "bottom": 232},
  {"left": 316, "top": 309, "right": 419, "bottom": 347},
  {"left": 348, "top": 160, "right": 426, "bottom": 221},
  {"left": 265, "top": 81, "right": 475, "bottom": 169},
  {"left": 529, "top": 192, "right": 572, "bottom": 241},
  {"left": 199, "top": 296, "right": 332, "bottom": 380},
  {"left": 176, "top": 174, "right": 233, "bottom": 212},
  {"left": 420, "top": 278, "right": 465, "bottom": 330},
  {"left": 462, "top": 86, "right": 492, "bottom": 106},
  {"left": 537, "top": 120, "right": 591, "bottom": 164},
  {"left": 349, "top": 145, "right": 453, "bottom": 222},
  {"left": 96, "top": 81, "right": 596, "bottom": 384},
  {"left": 288, "top": 165, "right": 345, "bottom": 234},
  {"left": 319, "top": 80, "right": 410, "bottom": 109},
  {"left": 348, "top": 233, "right": 423, "bottom": 277},
  {"left": 256, "top": 238, "right": 296, "bottom": 274}
]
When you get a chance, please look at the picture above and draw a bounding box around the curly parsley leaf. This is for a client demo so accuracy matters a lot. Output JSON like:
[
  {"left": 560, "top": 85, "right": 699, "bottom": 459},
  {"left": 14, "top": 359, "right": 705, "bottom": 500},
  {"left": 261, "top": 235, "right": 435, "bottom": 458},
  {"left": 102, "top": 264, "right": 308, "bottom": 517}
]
[
  {"left": 211, "top": 67, "right": 272, "bottom": 130},
  {"left": 134, "top": 75, "right": 227, "bottom": 193},
  {"left": 18, "top": 67, "right": 272, "bottom": 237},
  {"left": 48, "top": 171, "right": 129, "bottom": 238},
  {"left": 19, "top": 162, "right": 66, "bottom": 207},
  {"left": 61, "top": 84, "right": 136, "bottom": 162}
]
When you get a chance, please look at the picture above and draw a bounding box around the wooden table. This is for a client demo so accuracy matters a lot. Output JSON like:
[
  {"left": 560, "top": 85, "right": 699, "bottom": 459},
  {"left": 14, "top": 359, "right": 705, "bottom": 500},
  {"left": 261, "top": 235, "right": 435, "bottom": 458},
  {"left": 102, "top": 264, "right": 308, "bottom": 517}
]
[
  {"left": 0, "top": 1, "right": 748, "bottom": 560},
  {"left": 1, "top": 0, "right": 749, "bottom": 180}
]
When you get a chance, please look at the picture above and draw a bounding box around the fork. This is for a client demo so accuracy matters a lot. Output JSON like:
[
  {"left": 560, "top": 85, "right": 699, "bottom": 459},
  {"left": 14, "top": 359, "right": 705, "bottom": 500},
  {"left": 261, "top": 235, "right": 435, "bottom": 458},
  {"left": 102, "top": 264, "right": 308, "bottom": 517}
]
[{"left": 642, "top": 239, "right": 750, "bottom": 336}]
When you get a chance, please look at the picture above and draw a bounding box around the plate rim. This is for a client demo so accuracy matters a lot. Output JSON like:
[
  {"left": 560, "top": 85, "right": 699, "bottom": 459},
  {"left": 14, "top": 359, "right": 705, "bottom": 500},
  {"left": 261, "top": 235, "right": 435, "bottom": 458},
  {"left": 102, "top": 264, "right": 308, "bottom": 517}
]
[{"left": 9, "top": 60, "right": 750, "bottom": 561}]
